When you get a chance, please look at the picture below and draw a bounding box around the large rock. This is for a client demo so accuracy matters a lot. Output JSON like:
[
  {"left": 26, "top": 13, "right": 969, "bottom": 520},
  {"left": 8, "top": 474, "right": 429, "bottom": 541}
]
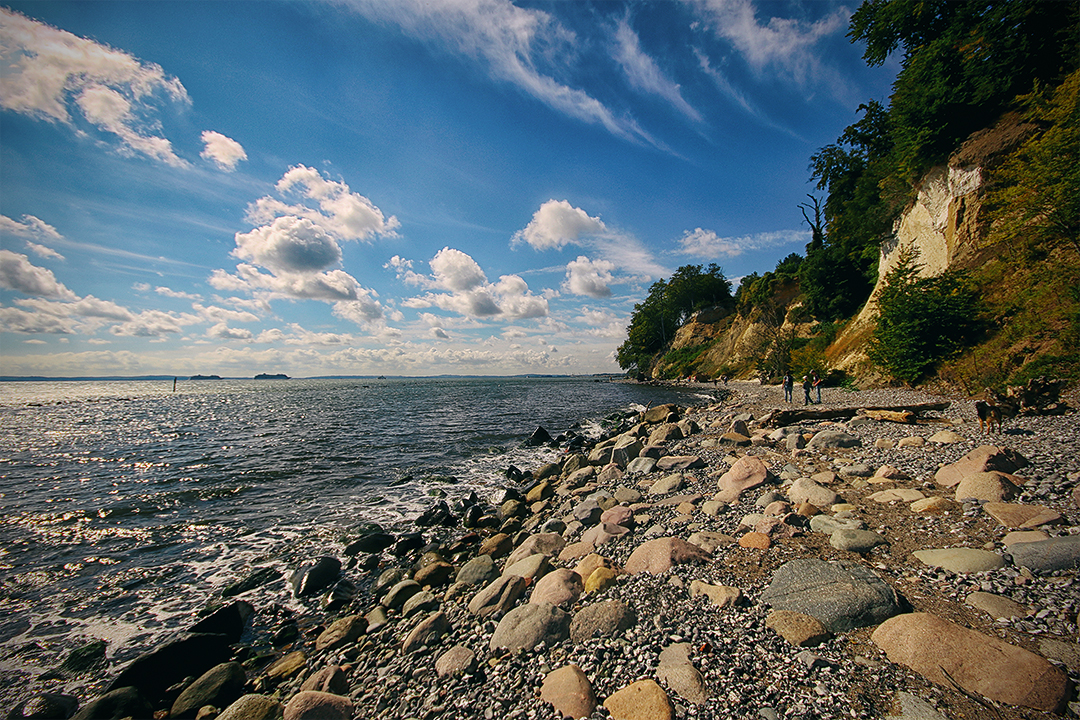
[
  {"left": 912, "top": 548, "right": 1005, "bottom": 574},
  {"left": 490, "top": 602, "right": 570, "bottom": 652},
  {"left": 344, "top": 531, "right": 394, "bottom": 555},
  {"left": 435, "top": 645, "right": 476, "bottom": 678},
  {"left": 983, "top": 502, "right": 1061, "bottom": 529},
  {"left": 188, "top": 600, "right": 254, "bottom": 643},
  {"left": 105, "top": 632, "right": 232, "bottom": 701},
  {"left": 642, "top": 404, "right": 679, "bottom": 423},
  {"left": 807, "top": 431, "right": 861, "bottom": 449},
  {"left": 656, "top": 455, "right": 705, "bottom": 471},
  {"left": 314, "top": 615, "right": 366, "bottom": 652},
  {"left": 872, "top": 613, "right": 1070, "bottom": 712},
  {"left": 530, "top": 568, "right": 583, "bottom": 608},
  {"left": 953, "top": 471, "right": 1021, "bottom": 502},
  {"left": 71, "top": 688, "right": 152, "bottom": 720},
  {"left": 540, "top": 664, "right": 597, "bottom": 719},
  {"left": 656, "top": 643, "right": 707, "bottom": 705},
  {"left": 502, "top": 553, "right": 551, "bottom": 583},
  {"left": 648, "top": 423, "right": 683, "bottom": 445},
  {"left": 291, "top": 556, "right": 341, "bottom": 597},
  {"left": 624, "top": 537, "right": 710, "bottom": 575},
  {"left": 300, "top": 666, "right": 349, "bottom": 694},
  {"left": 170, "top": 662, "right": 246, "bottom": 719},
  {"left": 603, "top": 679, "right": 673, "bottom": 720},
  {"left": 934, "top": 445, "right": 1029, "bottom": 488},
  {"left": 401, "top": 611, "right": 449, "bottom": 654},
  {"left": 787, "top": 478, "right": 838, "bottom": 508},
  {"left": 7, "top": 693, "right": 79, "bottom": 720},
  {"left": 504, "top": 533, "right": 566, "bottom": 567},
  {"left": 215, "top": 694, "right": 284, "bottom": 720},
  {"left": 569, "top": 600, "right": 636, "bottom": 643},
  {"left": 456, "top": 554, "right": 499, "bottom": 586},
  {"left": 714, "top": 456, "right": 772, "bottom": 503},
  {"left": 468, "top": 575, "right": 527, "bottom": 617},
  {"left": 283, "top": 691, "right": 352, "bottom": 720},
  {"left": 1007, "top": 535, "right": 1080, "bottom": 573},
  {"left": 760, "top": 559, "right": 899, "bottom": 633}
]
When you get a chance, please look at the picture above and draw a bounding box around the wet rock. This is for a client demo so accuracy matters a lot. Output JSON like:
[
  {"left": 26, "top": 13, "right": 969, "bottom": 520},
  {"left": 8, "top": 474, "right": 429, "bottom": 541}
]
[
  {"left": 603, "top": 679, "right": 672, "bottom": 720},
  {"left": 401, "top": 611, "right": 449, "bottom": 654},
  {"left": 265, "top": 651, "right": 306, "bottom": 681},
  {"left": 624, "top": 537, "right": 710, "bottom": 575},
  {"left": 71, "top": 688, "right": 152, "bottom": 720},
  {"left": 489, "top": 602, "right": 570, "bottom": 652},
  {"left": 383, "top": 580, "right": 422, "bottom": 610},
  {"left": 170, "top": 662, "right": 245, "bottom": 719},
  {"left": 7, "top": 693, "right": 79, "bottom": 720},
  {"left": 391, "top": 532, "right": 425, "bottom": 556},
  {"left": 105, "top": 632, "right": 232, "bottom": 702},
  {"left": 221, "top": 567, "right": 280, "bottom": 598},
  {"left": 540, "top": 664, "right": 597, "bottom": 719},
  {"left": 760, "top": 559, "right": 899, "bottom": 633},
  {"left": 525, "top": 426, "right": 553, "bottom": 446},
  {"left": 291, "top": 557, "right": 341, "bottom": 598},
  {"left": 912, "top": 548, "right": 1005, "bottom": 573},
  {"left": 1007, "top": 535, "right": 1080, "bottom": 573},
  {"left": 282, "top": 690, "right": 351, "bottom": 720},
  {"left": 872, "top": 612, "right": 1070, "bottom": 712}
]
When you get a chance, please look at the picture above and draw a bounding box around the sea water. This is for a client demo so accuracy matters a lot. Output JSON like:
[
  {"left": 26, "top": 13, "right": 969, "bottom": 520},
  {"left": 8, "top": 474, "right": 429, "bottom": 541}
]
[{"left": 0, "top": 376, "right": 708, "bottom": 704}]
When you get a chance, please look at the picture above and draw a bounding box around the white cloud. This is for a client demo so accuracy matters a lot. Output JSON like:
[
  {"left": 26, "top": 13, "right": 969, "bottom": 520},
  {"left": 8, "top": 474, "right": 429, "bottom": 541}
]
[
  {"left": 194, "top": 304, "right": 259, "bottom": 324},
  {"left": 429, "top": 247, "right": 488, "bottom": 291},
  {"left": 156, "top": 286, "right": 202, "bottom": 300},
  {"left": 233, "top": 215, "right": 343, "bottom": 274},
  {"left": 685, "top": 0, "right": 847, "bottom": 87},
  {"left": 246, "top": 165, "right": 399, "bottom": 242},
  {"left": 200, "top": 131, "right": 247, "bottom": 171},
  {"left": 0, "top": 8, "right": 189, "bottom": 166},
  {"left": 337, "top": 0, "right": 647, "bottom": 142},
  {"left": 676, "top": 227, "right": 809, "bottom": 258},
  {"left": 0, "top": 250, "right": 78, "bottom": 300},
  {"left": 613, "top": 18, "right": 701, "bottom": 122},
  {"left": 209, "top": 264, "right": 370, "bottom": 303},
  {"left": 0, "top": 305, "right": 78, "bottom": 334},
  {"left": 206, "top": 322, "right": 254, "bottom": 340},
  {"left": 1, "top": 214, "right": 66, "bottom": 259},
  {"left": 24, "top": 242, "right": 65, "bottom": 261},
  {"left": 514, "top": 200, "right": 607, "bottom": 250},
  {"left": 332, "top": 294, "right": 385, "bottom": 326},
  {"left": 563, "top": 256, "right": 615, "bottom": 298},
  {"left": 110, "top": 309, "right": 199, "bottom": 337}
]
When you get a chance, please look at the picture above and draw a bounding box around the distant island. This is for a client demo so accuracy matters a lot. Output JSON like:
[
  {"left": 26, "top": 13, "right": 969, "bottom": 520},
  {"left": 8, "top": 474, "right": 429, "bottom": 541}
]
[
  {"left": 189, "top": 375, "right": 221, "bottom": 380},
  {"left": 254, "top": 373, "right": 289, "bottom": 380}
]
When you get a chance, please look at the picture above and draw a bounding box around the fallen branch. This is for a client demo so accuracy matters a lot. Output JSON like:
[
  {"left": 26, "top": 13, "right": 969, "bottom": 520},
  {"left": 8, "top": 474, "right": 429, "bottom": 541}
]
[{"left": 762, "top": 401, "right": 950, "bottom": 427}]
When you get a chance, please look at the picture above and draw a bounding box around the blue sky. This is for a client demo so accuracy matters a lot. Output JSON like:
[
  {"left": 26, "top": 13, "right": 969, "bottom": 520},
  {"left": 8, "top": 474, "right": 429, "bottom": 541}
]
[{"left": 0, "top": 0, "right": 897, "bottom": 377}]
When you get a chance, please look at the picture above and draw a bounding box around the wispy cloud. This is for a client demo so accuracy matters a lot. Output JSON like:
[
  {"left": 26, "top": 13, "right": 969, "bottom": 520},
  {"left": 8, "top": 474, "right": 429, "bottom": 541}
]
[
  {"left": 613, "top": 17, "right": 702, "bottom": 123},
  {"left": 676, "top": 227, "right": 809, "bottom": 259}
]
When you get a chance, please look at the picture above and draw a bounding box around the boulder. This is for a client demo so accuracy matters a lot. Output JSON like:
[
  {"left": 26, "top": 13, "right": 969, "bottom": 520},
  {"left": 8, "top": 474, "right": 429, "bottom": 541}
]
[
  {"left": 807, "top": 431, "right": 861, "bottom": 449},
  {"left": 760, "top": 559, "right": 899, "bottom": 633},
  {"left": 569, "top": 600, "right": 636, "bottom": 643},
  {"left": 265, "top": 651, "right": 306, "bottom": 681},
  {"left": 467, "top": 575, "right": 527, "bottom": 618},
  {"left": 540, "top": 664, "right": 597, "bottom": 719},
  {"left": 344, "top": 531, "right": 394, "bottom": 555},
  {"left": 934, "top": 445, "right": 1029, "bottom": 488},
  {"left": 435, "top": 645, "right": 476, "bottom": 678},
  {"left": 170, "top": 662, "right": 245, "bottom": 719},
  {"left": 401, "top": 611, "right": 449, "bottom": 654},
  {"left": 787, "top": 478, "right": 838, "bottom": 508},
  {"left": 105, "top": 632, "right": 232, "bottom": 701},
  {"left": 477, "top": 533, "right": 513, "bottom": 558},
  {"left": 872, "top": 612, "right": 1070, "bottom": 712},
  {"left": 413, "top": 560, "right": 455, "bottom": 587},
  {"left": 291, "top": 557, "right": 341, "bottom": 597},
  {"left": 1007, "top": 536, "right": 1080, "bottom": 573},
  {"left": 489, "top": 602, "right": 571, "bottom": 652},
  {"left": 714, "top": 456, "right": 772, "bottom": 503},
  {"left": 603, "top": 679, "right": 672, "bottom": 720},
  {"left": 7, "top": 693, "right": 79, "bottom": 720},
  {"left": 504, "top": 533, "right": 566, "bottom": 567},
  {"left": 648, "top": 423, "right": 683, "bottom": 445},
  {"left": 953, "top": 472, "right": 1021, "bottom": 502},
  {"left": 530, "top": 568, "right": 583, "bottom": 608},
  {"left": 502, "top": 553, "right": 551, "bottom": 582},
  {"left": 383, "top": 579, "right": 422, "bottom": 610},
  {"left": 314, "top": 615, "right": 366, "bottom": 652},
  {"left": 401, "top": 590, "right": 438, "bottom": 617},
  {"left": 71, "top": 688, "right": 152, "bottom": 720},
  {"left": 217, "top": 694, "right": 283, "bottom": 720},
  {"left": 283, "top": 691, "right": 352, "bottom": 720},
  {"left": 300, "top": 666, "right": 349, "bottom": 694},
  {"left": 624, "top": 537, "right": 710, "bottom": 575},
  {"left": 912, "top": 548, "right": 1005, "bottom": 574},
  {"left": 642, "top": 404, "right": 679, "bottom": 423},
  {"left": 525, "top": 426, "right": 553, "bottom": 446},
  {"left": 188, "top": 601, "right": 254, "bottom": 643},
  {"left": 456, "top": 554, "right": 499, "bottom": 586}
]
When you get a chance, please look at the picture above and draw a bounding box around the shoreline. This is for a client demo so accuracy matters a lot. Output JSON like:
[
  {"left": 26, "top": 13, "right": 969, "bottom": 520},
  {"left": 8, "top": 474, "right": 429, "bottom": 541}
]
[{"left": 11, "top": 384, "right": 1079, "bottom": 719}]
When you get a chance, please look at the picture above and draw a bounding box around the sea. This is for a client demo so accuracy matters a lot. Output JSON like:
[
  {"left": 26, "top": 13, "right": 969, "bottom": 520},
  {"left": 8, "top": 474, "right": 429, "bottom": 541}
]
[{"left": 0, "top": 376, "right": 712, "bottom": 706}]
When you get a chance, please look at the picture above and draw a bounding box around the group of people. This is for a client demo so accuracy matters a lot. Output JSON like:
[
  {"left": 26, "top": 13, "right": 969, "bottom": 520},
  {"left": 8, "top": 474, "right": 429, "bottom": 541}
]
[{"left": 783, "top": 370, "right": 822, "bottom": 405}]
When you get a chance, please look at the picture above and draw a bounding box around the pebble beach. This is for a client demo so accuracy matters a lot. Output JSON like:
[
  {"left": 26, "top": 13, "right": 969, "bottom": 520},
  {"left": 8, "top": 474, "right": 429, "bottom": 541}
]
[{"left": 14, "top": 381, "right": 1080, "bottom": 720}]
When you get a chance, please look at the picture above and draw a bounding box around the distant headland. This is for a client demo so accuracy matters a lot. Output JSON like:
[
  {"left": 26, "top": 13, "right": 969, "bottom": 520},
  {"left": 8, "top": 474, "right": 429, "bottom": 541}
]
[{"left": 254, "top": 373, "right": 290, "bottom": 380}]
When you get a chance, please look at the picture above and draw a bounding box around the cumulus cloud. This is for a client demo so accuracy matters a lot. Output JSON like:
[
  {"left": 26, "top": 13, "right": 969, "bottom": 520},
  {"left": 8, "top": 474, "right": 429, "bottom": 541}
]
[
  {"left": 677, "top": 227, "right": 809, "bottom": 258},
  {"left": 336, "top": 0, "right": 648, "bottom": 143},
  {"left": 513, "top": 200, "right": 607, "bottom": 250},
  {"left": 0, "top": 8, "right": 190, "bottom": 166},
  {"left": 207, "top": 322, "right": 254, "bottom": 340},
  {"left": 110, "top": 309, "right": 198, "bottom": 337},
  {"left": 430, "top": 247, "right": 488, "bottom": 291},
  {"left": 209, "top": 264, "right": 370, "bottom": 303},
  {"left": 563, "top": 256, "right": 615, "bottom": 298},
  {"left": 246, "top": 165, "right": 399, "bottom": 242},
  {"left": 200, "top": 131, "right": 247, "bottom": 171},
  {"left": 233, "top": 216, "right": 342, "bottom": 274},
  {"left": 156, "top": 286, "right": 202, "bottom": 300},
  {"left": 613, "top": 18, "right": 701, "bottom": 122},
  {"left": 0, "top": 250, "right": 78, "bottom": 300},
  {"left": 332, "top": 294, "right": 385, "bottom": 326}
]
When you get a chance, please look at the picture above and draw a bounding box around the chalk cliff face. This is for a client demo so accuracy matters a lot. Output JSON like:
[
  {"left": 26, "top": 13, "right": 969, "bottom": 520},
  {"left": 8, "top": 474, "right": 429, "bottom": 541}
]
[{"left": 827, "top": 162, "right": 987, "bottom": 375}]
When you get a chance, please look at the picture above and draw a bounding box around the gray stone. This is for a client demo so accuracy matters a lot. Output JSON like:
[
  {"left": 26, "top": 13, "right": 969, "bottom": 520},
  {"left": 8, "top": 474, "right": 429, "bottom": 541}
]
[
  {"left": 383, "top": 579, "right": 422, "bottom": 609},
  {"left": 489, "top": 602, "right": 570, "bottom": 652},
  {"left": 656, "top": 643, "right": 707, "bottom": 705},
  {"left": 401, "top": 611, "right": 449, "bottom": 654},
  {"left": 787, "top": 478, "right": 839, "bottom": 508},
  {"left": 912, "top": 548, "right": 1005, "bottom": 574},
  {"left": 435, "top": 645, "right": 476, "bottom": 677},
  {"left": 885, "top": 692, "right": 949, "bottom": 720},
  {"left": 170, "top": 662, "right": 246, "bottom": 718},
  {"left": 401, "top": 590, "right": 438, "bottom": 617},
  {"left": 965, "top": 591, "right": 1030, "bottom": 619},
  {"left": 625, "top": 456, "right": 657, "bottom": 474},
  {"left": 809, "top": 515, "right": 865, "bottom": 534},
  {"left": 569, "top": 600, "right": 636, "bottom": 643},
  {"left": 830, "top": 529, "right": 887, "bottom": 553},
  {"left": 502, "top": 553, "right": 551, "bottom": 582},
  {"left": 456, "top": 554, "right": 499, "bottom": 586},
  {"left": 1007, "top": 536, "right": 1080, "bottom": 573},
  {"left": 467, "top": 574, "right": 527, "bottom": 618},
  {"left": 807, "top": 431, "right": 861, "bottom": 449},
  {"left": 760, "top": 559, "right": 899, "bottom": 633}
]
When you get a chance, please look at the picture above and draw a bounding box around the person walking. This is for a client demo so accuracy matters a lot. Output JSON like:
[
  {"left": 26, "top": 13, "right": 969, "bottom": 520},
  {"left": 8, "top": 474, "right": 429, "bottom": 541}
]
[
  {"left": 802, "top": 375, "right": 813, "bottom": 405},
  {"left": 783, "top": 372, "right": 794, "bottom": 403},
  {"left": 812, "top": 370, "right": 823, "bottom": 404}
]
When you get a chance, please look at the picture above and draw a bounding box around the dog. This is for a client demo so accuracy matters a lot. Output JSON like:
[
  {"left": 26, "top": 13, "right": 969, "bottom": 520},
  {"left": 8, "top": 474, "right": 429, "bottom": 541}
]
[{"left": 974, "top": 399, "right": 1002, "bottom": 433}]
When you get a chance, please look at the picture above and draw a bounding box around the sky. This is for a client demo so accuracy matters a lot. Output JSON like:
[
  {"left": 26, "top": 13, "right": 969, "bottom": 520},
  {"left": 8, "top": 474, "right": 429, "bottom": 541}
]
[{"left": 0, "top": 0, "right": 898, "bottom": 378}]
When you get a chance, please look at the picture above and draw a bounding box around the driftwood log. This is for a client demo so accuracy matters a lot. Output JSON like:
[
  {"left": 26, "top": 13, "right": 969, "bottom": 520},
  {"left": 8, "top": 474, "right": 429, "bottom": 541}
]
[{"left": 761, "top": 401, "right": 950, "bottom": 427}]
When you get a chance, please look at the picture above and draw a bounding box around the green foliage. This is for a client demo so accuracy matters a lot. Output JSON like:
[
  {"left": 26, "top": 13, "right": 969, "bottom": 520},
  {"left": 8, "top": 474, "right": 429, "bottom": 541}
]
[
  {"left": 868, "top": 248, "right": 985, "bottom": 383},
  {"left": 657, "top": 343, "right": 712, "bottom": 380},
  {"left": 617, "top": 264, "right": 732, "bottom": 373}
]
